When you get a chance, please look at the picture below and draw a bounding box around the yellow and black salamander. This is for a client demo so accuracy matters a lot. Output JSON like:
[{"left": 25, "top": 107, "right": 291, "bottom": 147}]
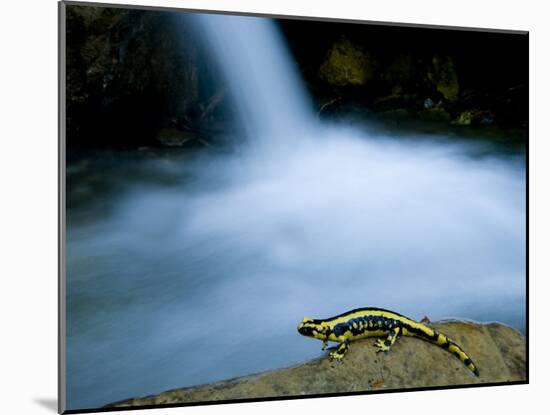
[{"left": 297, "top": 307, "right": 479, "bottom": 376}]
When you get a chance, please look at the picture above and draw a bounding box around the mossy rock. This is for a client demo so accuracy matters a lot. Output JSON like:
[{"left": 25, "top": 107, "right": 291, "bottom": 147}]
[
  {"left": 452, "top": 109, "right": 494, "bottom": 126},
  {"left": 428, "top": 55, "right": 459, "bottom": 102},
  {"left": 319, "top": 37, "right": 374, "bottom": 86}
]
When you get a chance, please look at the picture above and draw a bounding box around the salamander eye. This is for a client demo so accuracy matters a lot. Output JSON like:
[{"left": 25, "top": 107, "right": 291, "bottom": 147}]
[{"left": 297, "top": 324, "right": 314, "bottom": 336}]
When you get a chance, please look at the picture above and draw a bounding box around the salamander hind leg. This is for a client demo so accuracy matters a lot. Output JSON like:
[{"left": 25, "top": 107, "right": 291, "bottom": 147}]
[
  {"left": 374, "top": 327, "right": 401, "bottom": 353},
  {"left": 329, "top": 340, "right": 350, "bottom": 361}
]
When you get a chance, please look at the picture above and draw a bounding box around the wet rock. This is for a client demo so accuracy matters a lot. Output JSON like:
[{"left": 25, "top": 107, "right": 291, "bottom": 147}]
[
  {"left": 108, "top": 321, "right": 525, "bottom": 408},
  {"left": 480, "top": 114, "right": 495, "bottom": 125},
  {"left": 424, "top": 98, "right": 435, "bottom": 109},
  {"left": 452, "top": 109, "right": 494, "bottom": 126},
  {"left": 453, "top": 111, "right": 474, "bottom": 126},
  {"left": 428, "top": 55, "right": 459, "bottom": 102},
  {"left": 66, "top": 6, "right": 218, "bottom": 148},
  {"left": 319, "top": 37, "right": 374, "bottom": 86},
  {"left": 155, "top": 128, "right": 201, "bottom": 147}
]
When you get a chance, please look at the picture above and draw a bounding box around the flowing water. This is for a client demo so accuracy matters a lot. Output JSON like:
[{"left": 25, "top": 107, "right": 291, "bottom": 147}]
[
  {"left": 196, "top": 14, "right": 312, "bottom": 143},
  {"left": 65, "top": 13, "right": 526, "bottom": 410}
]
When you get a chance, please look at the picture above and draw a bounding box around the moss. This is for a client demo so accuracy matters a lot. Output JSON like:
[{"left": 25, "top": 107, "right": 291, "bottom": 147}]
[
  {"left": 452, "top": 109, "right": 494, "bottom": 126},
  {"left": 428, "top": 55, "right": 459, "bottom": 102},
  {"left": 319, "top": 37, "right": 374, "bottom": 86},
  {"left": 454, "top": 110, "right": 473, "bottom": 125}
]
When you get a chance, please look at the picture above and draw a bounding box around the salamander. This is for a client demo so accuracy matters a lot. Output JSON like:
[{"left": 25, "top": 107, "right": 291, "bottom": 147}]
[{"left": 297, "top": 307, "right": 479, "bottom": 376}]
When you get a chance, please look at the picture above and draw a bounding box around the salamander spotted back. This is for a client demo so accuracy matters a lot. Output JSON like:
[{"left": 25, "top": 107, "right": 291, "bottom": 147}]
[{"left": 297, "top": 307, "right": 479, "bottom": 376}]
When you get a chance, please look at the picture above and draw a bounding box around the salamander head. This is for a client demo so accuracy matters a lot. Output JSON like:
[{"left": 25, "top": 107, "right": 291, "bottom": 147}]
[{"left": 297, "top": 317, "right": 330, "bottom": 340}]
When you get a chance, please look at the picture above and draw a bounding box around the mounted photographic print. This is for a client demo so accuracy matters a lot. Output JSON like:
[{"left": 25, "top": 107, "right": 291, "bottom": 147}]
[{"left": 59, "top": 1, "right": 528, "bottom": 413}]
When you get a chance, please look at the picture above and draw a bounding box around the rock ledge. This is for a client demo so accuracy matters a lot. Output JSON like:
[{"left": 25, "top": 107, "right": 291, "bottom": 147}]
[{"left": 109, "top": 320, "right": 526, "bottom": 408}]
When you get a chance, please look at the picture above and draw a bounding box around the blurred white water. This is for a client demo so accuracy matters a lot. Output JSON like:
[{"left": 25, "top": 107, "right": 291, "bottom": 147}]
[
  {"left": 66, "top": 13, "right": 526, "bottom": 410},
  {"left": 197, "top": 14, "right": 312, "bottom": 144}
]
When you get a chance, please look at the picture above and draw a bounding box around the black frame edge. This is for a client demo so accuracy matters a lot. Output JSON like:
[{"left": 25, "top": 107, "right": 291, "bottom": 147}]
[
  {"left": 62, "top": 0, "right": 528, "bottom": 35},
  {"left": 58, "top": 1, "right": 67, "bottom": 414}
]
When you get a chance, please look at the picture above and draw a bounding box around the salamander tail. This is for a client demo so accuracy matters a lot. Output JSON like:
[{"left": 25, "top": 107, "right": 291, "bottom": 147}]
[{"left": 432, "top": 331, "right": 480, "bottom": 377}]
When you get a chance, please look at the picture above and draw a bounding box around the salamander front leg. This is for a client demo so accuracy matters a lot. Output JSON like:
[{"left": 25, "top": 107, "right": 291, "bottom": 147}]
[
  {"left": 321, "top": 340, "right": 328, "bottom": 350},
  {"left": 374, "top": 327, "right": 401, "bottom": 353},
  {"left": 329, "top": 339, "right": 349, "bottom": 361}
]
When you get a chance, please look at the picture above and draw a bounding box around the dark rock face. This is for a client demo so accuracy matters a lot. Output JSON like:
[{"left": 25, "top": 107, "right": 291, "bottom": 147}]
[
  {"left": 381, "top": 54, "right": 419, "bottom": 94},
  {"left": 428, "top": 55, "right": 460, "bottom": 102},
  {"left": 109, "top": 321, "right": 526, "bottom": 408},
  {"left": 65, "top": 5, "right": 230, "bottom": 151},
  {"left": 65, "top": 4, "right": 527, "bottom": 152},
  {"left": 311, "top": 34, "right": 525, "bottom": 129},
  {"left": 420, "top": 107, "right": 451, "bottom": 122},
  {"left": 282, "top": 20, "right": 527, "bottom": 130}
]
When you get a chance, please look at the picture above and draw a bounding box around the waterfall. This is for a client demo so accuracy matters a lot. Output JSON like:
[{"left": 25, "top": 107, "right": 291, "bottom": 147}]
[
  {"left": 197, "top": 13, "right": 313, "bottom": 144},
  {"left": 66, "top": 11, "right": 526, "bottom": 409}
]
